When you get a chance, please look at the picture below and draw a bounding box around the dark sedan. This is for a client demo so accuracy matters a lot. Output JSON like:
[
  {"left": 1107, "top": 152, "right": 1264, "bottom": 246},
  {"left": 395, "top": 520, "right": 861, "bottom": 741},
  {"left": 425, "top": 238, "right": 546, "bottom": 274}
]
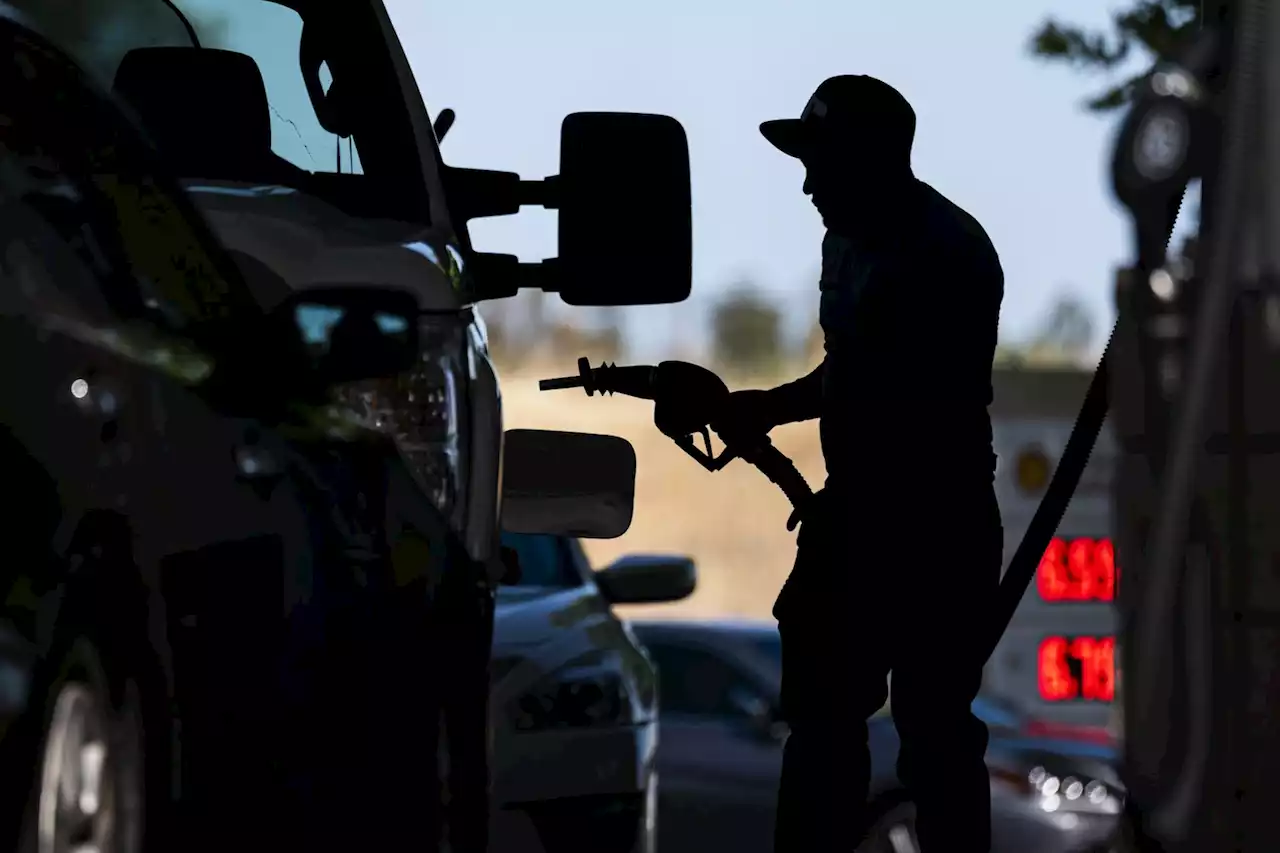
[{"left": 631, "top": 618, "right": 1123, "bottom": 853}]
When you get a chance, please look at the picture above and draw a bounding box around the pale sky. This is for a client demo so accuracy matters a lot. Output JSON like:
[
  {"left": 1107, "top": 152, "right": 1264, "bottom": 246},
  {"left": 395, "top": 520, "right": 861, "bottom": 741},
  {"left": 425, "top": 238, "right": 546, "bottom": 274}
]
[{"left": 384, "top": 0, "right": 1153, "bottom": 359}]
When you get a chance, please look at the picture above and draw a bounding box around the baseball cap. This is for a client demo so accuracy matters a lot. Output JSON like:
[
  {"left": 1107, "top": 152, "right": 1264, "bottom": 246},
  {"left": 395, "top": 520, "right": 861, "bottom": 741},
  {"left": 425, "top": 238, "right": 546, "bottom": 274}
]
[{"left": 760, "top": 75, "right": 916, "bottom": 161}]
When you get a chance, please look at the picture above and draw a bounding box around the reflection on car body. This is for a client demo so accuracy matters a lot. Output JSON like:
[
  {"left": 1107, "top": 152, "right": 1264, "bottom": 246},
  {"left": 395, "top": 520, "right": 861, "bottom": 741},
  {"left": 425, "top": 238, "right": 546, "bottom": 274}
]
[{"left": 630, "top": 619, "right": 1123, "bottom": 853}]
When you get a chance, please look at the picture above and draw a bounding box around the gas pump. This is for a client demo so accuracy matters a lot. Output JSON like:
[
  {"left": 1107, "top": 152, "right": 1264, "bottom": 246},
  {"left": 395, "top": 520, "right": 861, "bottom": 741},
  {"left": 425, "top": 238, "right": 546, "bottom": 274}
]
[{"left": 1100, "top": 0, "right": 1280, "bottom": 849}]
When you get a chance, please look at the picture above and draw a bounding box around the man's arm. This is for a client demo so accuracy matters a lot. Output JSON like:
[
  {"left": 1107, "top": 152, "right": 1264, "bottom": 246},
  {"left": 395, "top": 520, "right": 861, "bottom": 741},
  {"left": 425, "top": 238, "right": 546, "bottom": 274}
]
[{"left": 763, "top": 360, "right": 825, "bottom": 425}]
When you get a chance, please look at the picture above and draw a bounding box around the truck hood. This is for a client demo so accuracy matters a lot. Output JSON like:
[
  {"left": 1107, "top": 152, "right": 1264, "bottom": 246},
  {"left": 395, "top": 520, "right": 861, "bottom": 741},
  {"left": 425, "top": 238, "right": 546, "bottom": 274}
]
[{"left": 184, "top": 181, "right": 464, "bottom": 311}]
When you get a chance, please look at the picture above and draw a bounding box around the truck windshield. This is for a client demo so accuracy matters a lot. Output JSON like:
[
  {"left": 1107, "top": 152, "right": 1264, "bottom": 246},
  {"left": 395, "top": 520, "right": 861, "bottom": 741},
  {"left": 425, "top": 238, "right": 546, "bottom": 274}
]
[{"left": 16, "top": 0, "right": 434, "bottom": 224}]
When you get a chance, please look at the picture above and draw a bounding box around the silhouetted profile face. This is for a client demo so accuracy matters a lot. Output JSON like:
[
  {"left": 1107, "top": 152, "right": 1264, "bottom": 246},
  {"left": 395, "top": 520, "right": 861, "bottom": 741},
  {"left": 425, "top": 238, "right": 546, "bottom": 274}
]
[
  {"left": 761, "top": 75, "right": 917, "bottom": 238},
  {"left": 800, "top": 142, "right": 911, "bottom": 232}
]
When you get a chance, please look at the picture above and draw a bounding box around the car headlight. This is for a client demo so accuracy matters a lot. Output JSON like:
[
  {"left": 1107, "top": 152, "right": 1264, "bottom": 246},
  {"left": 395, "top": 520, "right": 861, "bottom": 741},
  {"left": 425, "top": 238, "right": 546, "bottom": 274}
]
[
  {"left": 509, "top": 653, "right": 634, "bottom": 732},
  {"left": 344, "top": 313, "right": 467, "bottom": 525},
  {"left": 996, "top": 764, "right": 1123, "bottom": 815}
]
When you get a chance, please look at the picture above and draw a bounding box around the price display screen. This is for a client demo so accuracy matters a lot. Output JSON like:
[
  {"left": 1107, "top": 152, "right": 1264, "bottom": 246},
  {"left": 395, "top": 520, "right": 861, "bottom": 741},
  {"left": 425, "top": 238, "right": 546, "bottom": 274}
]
[
  {"left": 1037, "top": 635, "right": 1116, "bottom": 702},
  {"left": 1037, "top": 537, "right": 1118, "bottom": 603}
]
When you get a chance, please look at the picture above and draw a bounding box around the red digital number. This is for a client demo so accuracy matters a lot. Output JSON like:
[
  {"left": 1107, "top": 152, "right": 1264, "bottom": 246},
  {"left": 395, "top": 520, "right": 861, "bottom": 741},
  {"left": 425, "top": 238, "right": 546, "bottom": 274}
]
[
  {"left": 1037, "top": 636, "right": 1076, "bottom": 701},
  {"left": 1037, "top": 537, "right": 1119, "bottom": 602},
  {"left": 1038, "top": 635, "right": 1115, "bottom": 702}
]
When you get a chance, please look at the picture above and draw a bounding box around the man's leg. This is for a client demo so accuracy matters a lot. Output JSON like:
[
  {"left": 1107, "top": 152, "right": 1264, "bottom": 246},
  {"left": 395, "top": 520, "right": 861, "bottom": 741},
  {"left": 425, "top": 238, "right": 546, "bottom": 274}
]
[
  {"left": 892, "top": 645, "right": 991, "bottom": 852},
  {"left": 772, "top": 504, "right": 894, "bottom": 853},
  {"left": 889, "top": 497, "right": 1002, "bottom": 853},
  {"left": 773, "top": 618, "right": 891, "bottom": 853}
]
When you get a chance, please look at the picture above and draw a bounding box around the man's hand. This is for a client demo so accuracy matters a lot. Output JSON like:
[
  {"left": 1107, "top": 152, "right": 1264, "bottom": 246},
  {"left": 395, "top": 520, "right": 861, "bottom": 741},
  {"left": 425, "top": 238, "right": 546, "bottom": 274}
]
[{"left": 716, "top": 389, "right": 781, "bottom": 439}]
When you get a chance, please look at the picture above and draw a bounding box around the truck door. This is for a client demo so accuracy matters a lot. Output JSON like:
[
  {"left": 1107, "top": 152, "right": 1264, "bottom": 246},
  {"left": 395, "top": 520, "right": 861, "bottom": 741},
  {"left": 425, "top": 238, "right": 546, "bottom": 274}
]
[{"left": 0, "top": 173, "right": 162, "bottom": 608}]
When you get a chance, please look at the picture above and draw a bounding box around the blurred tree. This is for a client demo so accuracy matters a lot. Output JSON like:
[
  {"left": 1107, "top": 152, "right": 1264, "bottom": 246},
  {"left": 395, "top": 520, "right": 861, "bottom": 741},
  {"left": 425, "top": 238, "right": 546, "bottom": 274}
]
[
  {"left": 802, "top": 320, "right": 825, "bottom": 368},
  {"left": 597, "top": 306, "right": 626, "bottom": 360},
  {"left": 1035, "top": 293, "right": 1095, "bottom": 350},
  {"left": 993, "top": 343, "right": 1030, "bottom": 367},
  {"left": 1025, "top": 292, "right": 1099, "bottom": 365},
  {"left": 525, "top": 289, "right": 549, "bottom": 344},
  {"left": 1028, "top": 0, "right": 1201, "bottom": 112},
  {"left": 711, "top": 284, "right": 783, "bottom": 373},
  {"left": 546, "top": 321, "right": 623, "bottom": 364}
]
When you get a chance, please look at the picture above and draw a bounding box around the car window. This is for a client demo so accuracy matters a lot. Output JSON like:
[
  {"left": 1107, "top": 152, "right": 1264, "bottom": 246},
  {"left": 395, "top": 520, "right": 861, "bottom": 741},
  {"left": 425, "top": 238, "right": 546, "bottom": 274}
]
[
  {"left": 644, "top": 641, "right": 767, "bottom": 720},
  {"left": 14, "top": 0, "right": 434, "bottom": 224},
  {"left": 499, "top": 532, "right": 579, "bottom": 588},
  {"left": 176, "top": 0, "right": 364, "bottom": 176}
]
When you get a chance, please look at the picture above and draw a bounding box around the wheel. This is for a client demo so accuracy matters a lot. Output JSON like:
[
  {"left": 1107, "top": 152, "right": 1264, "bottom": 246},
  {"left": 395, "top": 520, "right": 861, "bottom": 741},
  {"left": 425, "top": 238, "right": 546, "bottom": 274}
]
[
  {"left": 21, "top": 640, "right": 145, "bottom": 853},
  {"left": 855, "top": 801, "right": 921, "bottom": 853}
]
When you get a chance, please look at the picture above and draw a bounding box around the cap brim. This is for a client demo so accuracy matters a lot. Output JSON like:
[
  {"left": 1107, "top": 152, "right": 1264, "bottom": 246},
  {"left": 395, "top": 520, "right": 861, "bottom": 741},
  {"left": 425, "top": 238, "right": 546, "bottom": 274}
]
[{"left": 760, "top": 119, "right": 813, "bottom": 159}]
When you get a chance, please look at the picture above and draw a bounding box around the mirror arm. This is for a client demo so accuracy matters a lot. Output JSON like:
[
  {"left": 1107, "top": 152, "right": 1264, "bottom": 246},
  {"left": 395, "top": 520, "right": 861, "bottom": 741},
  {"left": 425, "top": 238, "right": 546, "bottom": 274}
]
[
  {"left": 468, "top": 253, "right": 561, "bottom": 302},
  {"left": 444, "top": 167, "right": 561, "bottom": 221},
  {"left": 520, "top": 174, "right": 560, "bottom": 209}
]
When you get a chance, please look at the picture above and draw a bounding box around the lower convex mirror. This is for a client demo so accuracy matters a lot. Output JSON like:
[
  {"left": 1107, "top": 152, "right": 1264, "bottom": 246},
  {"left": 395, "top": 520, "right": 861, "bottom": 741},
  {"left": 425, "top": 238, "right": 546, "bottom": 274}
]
[{"left": 500, "top": 429, "right": 636, "bottom": 539}]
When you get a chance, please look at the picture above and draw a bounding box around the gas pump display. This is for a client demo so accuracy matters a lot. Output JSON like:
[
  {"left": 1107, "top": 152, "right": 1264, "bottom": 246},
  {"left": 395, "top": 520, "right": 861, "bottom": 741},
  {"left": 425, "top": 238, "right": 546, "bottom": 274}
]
[
  {"left": 1036, "top": 537, "right": 1118, "bottom": 602},
  {"left": 1038, "top": 635, "right": 1117, "bottom": 702},
  {"left": 1036, "top": 537, "right": 1118, "bottom": 702},
  {"left": 987, "top": 374, "right": 1119, "bottom": 725}
]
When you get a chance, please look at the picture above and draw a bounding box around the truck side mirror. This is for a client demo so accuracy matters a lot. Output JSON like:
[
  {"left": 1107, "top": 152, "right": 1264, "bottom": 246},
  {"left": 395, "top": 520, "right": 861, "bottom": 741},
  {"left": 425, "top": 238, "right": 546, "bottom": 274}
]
[
  {"left": 446, "top": 112, "right": 692, "bottom": 307},
  {"left": 500, "top": 429, "right": 636, "bottom": 539},
  {"left": 554, "top": 112, "right": 691, "bottom": 306}
]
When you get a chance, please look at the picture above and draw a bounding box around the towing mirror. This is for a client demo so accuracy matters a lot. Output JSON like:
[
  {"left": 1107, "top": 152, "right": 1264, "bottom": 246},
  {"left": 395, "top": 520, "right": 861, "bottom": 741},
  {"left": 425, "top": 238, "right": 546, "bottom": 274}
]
[
  {"left": 445, "top": 112, "right": 692, "bottom": 307},
  {"left": 500, "top": 429, "right": 636, "bottom": 539},
  {"left": 554, "top": 112, "right": 692, "bottom": 306}
]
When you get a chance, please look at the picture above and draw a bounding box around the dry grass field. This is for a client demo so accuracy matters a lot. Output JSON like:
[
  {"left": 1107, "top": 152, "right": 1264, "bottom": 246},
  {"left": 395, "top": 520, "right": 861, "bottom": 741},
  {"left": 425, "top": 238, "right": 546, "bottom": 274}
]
[{"left": 498, "top": 362, "right": 827, "bottom": 623}]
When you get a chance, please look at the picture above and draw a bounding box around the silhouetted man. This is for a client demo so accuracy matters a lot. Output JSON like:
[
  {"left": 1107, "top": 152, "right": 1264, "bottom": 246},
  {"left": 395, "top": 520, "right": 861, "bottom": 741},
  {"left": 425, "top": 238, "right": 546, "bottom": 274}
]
[{"left": 730, "top": 75, "right": 1005, "bottom": 852}]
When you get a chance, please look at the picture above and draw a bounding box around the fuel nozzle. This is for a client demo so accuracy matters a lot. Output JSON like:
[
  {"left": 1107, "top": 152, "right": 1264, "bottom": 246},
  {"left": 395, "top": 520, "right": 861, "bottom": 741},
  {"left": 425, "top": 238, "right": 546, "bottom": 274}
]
[
  {"left": 538, "top": 357, "right": 659, "bottom": 400},
  {"left": 538, "top": 357, "right": 596, "bottom": 392}
]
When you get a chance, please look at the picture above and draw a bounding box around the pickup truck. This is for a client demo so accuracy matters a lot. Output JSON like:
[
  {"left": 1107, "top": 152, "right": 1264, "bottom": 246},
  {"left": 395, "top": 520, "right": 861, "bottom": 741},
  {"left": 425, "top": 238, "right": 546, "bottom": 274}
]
[{"left": 3, "top": 2, "right": 689, "bottom": 851}]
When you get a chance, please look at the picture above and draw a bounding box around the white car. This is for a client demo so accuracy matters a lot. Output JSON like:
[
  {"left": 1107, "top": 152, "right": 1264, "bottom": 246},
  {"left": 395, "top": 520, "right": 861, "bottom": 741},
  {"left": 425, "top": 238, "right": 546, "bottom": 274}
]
[{"left": 489, "top": 532, "right": 696, "bottom": 853}]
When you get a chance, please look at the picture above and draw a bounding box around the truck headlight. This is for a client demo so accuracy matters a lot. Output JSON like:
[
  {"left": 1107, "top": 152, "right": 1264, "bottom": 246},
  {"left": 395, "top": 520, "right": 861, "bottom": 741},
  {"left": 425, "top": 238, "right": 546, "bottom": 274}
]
[
  {"left": 346, "top": 313, "right": 468, "bottom": 525},
  {"left": 509, "top": 652, "right": 634, "bottom": 732}
]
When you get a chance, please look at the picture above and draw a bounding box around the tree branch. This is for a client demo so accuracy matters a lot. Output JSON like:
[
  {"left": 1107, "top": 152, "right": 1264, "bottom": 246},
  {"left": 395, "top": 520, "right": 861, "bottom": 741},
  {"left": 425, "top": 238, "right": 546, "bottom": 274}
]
[
  {"left": 1028, "top": 0, "right": 1202, "bottom": 113},
  {"left": 1029, "top": 19, "right": 1130, "bottom": 70}
]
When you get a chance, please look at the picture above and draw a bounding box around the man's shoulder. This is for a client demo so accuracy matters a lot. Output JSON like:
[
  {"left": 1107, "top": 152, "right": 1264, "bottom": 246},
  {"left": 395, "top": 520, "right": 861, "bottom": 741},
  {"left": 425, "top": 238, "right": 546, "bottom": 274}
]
[{"left": 917, "top": 181, "right": 1001, "bottom": 274}]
